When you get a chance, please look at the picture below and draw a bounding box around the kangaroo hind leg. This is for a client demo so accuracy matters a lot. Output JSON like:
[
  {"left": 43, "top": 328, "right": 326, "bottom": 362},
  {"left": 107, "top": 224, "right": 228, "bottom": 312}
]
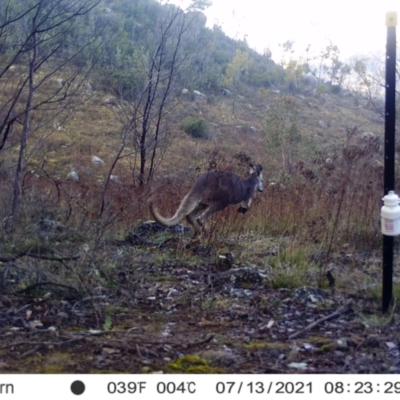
[
  {"left": 186, "top": 204, "right": 207, "bottom": 233},
  {"left": 197, "top": 202, "right": 228, "bottom": 226}
]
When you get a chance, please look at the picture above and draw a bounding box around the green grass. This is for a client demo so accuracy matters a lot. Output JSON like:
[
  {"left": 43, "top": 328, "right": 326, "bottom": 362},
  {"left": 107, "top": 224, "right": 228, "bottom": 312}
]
[{"left": 267, "top": 242, "right": 316, "bottom": 289}]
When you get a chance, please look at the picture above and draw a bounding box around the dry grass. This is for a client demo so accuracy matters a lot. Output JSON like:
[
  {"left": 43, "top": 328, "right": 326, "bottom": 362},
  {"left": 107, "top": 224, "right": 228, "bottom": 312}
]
[{"left": 0, "top": 65, "right": 389, "bottom": 294}]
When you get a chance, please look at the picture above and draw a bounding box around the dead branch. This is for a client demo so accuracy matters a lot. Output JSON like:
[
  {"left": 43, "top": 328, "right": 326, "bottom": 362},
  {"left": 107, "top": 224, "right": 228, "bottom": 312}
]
[
  {"left": 288, "top": 300, "right": 353, "bottom": 340},
  {"left": 184, "top": 333, "right": 215, "bottom": 349},
  {"left": 15, "top": 282, "right": 79, "bottom": 295},
  {"left": 0, "top": 248, "right": 80, "bottom": 263}
]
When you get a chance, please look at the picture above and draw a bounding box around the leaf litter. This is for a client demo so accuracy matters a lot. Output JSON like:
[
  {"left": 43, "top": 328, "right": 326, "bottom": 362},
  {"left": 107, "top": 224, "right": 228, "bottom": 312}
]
[{"left": 0, "top": 235, "right": 400, "bottom": 374}]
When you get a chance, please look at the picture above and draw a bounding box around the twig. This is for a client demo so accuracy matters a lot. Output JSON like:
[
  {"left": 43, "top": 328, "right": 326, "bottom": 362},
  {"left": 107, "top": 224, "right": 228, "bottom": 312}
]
[
  {"left": 0, "top": 249, "right": 79, "bottom": 262},
  {"left": 0, "top": 336, "right": 87, "bottom": 353},
  {"left": 71, "top": 295, "right": 109, "bottom": 311},
  {"left": 136, "top": 343, "right": 143, "bottom": 359},
  {"left": 184, "top": 334, "right": 215, "bottom": 349},
  {"left": 0, "top": 254, "right": 18, "bottom": 262},
  {"left": 288, "top": 300, "right": 353, "bottom": 340},
  {"left": 15, "top": 281, "right": 79, "bottom": 295},
  {"left": 23, "top": 253, "right": 80, "bottom": 261},
  {"left": 18, "top": 345, "right": 42, "bottom": 359},
  {"left": 2, "top": 266, "right": 10, "bottom": 292}
]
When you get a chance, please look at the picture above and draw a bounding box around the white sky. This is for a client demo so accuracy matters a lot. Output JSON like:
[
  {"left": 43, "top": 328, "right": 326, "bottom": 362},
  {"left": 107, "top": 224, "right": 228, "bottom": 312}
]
[{"left": 169, "top": 0, "right": 399, "bottom": 62}]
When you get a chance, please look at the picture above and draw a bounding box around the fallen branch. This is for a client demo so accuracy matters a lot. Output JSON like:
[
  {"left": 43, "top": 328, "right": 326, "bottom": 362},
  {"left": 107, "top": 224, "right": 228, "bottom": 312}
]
[
  {"left": 0, "top": 255, "right": 17, "bottom": 262},
  {"left": 288, "top": 300, "right": 353, "bottom": 340},
  {"left": 18, "top": 345, "right": 43, "bottom": 359},
  {"left": 15, "top": 281, "right": 79, "bottom": 295},
  {"left": 0, "top": 336, "right": 87, "bottom": 353},
  {"left": 0, "top": 332, "right": 216, "bottom": 359},
  {"left": 23, "top": 253, "right": 80, "bottom": 261},
  {"left": 0, "top": 247, "right": 80, "bottom": 263},
  {"left": 184, "top": 334, "right": 215, "bottom": 349}
]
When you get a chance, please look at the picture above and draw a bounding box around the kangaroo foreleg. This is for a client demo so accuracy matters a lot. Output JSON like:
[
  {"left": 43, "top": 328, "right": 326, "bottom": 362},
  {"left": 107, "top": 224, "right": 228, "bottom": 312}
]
[{"left": 238, "top": 198, "right": 252, "bottom": 213}]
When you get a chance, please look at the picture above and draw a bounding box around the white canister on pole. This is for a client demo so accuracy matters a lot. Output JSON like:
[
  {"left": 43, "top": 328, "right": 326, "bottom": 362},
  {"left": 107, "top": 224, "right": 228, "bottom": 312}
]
[{"left": 381, "top": 191, "right": 400, "bottom": 236}]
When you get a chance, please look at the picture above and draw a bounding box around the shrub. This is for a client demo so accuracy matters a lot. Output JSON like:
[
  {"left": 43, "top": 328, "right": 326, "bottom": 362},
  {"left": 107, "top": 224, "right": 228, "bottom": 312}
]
[
  {"left": 316, "top": 83, "right": 326, "bottom": 95},
  {"left": 330, "top": 84, "right": 341, "bottom": 94},
  {"left": 182, "top": 117, "right": 210, "bottom": 139}
]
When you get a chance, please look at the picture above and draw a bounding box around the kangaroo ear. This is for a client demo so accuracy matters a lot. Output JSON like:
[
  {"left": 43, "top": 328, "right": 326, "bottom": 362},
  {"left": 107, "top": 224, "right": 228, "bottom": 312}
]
[
  {"left": 249, "top": 164, "right": 255, "bottom": 174},
  {"left": 256, "top": 164, "right": 263, "bottom": 174}
]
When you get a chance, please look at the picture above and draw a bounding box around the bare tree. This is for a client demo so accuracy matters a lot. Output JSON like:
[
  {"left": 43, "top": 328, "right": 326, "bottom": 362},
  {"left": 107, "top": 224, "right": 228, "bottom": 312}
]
[
  {"left": 127, "top": 6, "right": 196, "bottom": 186},
  {"left": 349, "top": 52, "right": 400, "bottom": 124},
  {"left": 0, "top": 0, "right": 104, "bottom": 226},
  {"left": 98, "top": 2, "right": 211, "bottom": 217}
]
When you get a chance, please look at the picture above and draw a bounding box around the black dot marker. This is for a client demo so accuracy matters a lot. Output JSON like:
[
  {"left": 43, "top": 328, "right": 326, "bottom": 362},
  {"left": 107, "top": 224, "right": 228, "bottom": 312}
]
[{"left": 71, "top": 380, "right": 85, "bottom": 395}]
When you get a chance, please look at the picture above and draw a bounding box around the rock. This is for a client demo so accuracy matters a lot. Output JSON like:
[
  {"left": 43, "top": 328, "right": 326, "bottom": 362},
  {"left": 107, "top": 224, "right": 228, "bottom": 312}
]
[
  {"left": 104, "top": 98, "right": 118, "bottom": 107},
  {"left": 54, "top": 121, "right": 62, "bottom": 130},
  {"left": 235, "top": 125, "right": 256, "bottom": 135},
  {"left": 221, "top": 88, "right": 232, "bottom": 96},
  {"left": 318, "top": 120, "right": 328, "bottom": 129},
  {"left": 67, "top": 170, "right": 79, "bottom": 182},
  {"left": 110, "top": 175, "right": 121, "bottom": 184},
  {"left": 360, "top": 131, "right": 377, "bottom": 141},
  {"left": 135, "top": 220, "right": 190, "bottom": 234},
  {"left": 91, "top": 155, "right": 105, "bottom": 165},
  {"left": 181, "top": 88, "right": 189, "bottom": 98},
  {"left": 302, "top": 72, "right": 318, "bottom": 88},
  {"left": 193, "top": 90, "right": 207, "bottom": 102},
  {"left": 83, "top": 82, "right": 92, "bottom": 94}
]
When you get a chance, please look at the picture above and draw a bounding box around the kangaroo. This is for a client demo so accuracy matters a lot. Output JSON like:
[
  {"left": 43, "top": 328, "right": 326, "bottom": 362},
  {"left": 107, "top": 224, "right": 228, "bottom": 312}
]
[{"left": 150, "top": 164, "right": 264, "bottom": 233}]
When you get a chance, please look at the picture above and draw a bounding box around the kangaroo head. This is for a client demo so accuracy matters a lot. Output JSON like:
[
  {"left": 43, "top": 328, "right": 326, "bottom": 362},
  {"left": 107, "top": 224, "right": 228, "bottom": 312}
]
[{"left": 249, "top": 164, "right": 264, "bottom": 192}]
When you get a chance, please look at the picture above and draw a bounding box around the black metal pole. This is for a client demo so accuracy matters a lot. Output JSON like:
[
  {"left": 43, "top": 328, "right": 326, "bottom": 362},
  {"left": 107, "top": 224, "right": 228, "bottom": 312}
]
[{"left": 382, "top": 12, "right": 397, "bottom": 314}]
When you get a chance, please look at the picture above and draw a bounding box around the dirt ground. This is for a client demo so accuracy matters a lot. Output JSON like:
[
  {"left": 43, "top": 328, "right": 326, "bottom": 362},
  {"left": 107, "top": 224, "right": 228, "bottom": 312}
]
[{"left": 1, "top": 228, "right": 399, "bottom": 374}]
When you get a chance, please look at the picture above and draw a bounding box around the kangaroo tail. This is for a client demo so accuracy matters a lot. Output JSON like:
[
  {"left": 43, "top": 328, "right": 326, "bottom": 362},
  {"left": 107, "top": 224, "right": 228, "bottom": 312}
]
[
  {"left": 150, "top": 193, "right": 198, "bottom": 227},
  {"left": 150, "top": 203, "right": 182, "bottom": 226}
]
